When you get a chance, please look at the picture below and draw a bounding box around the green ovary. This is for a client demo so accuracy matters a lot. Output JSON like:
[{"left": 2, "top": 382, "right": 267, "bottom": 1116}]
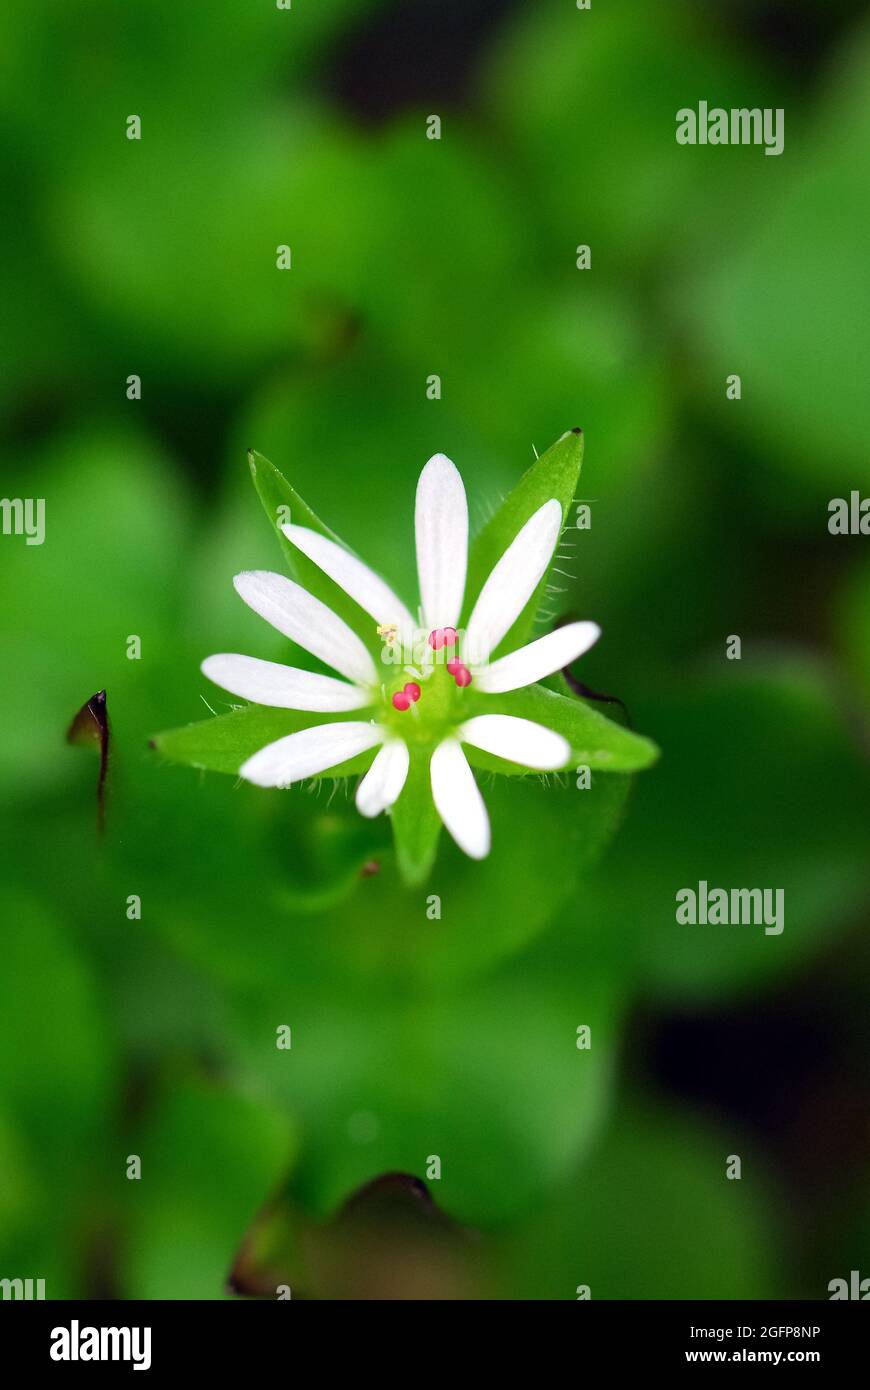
[{"left": 379, "top": 659, "right": 465, "bottom": 746}]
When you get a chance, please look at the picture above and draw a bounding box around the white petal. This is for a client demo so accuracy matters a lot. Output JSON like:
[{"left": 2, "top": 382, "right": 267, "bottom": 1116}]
[
  {"left": 233, "top": 570, "right": 377, "bottom": 687},
  {"left": 460, "top": 714, "right": 570, "bottom": 771},
  {"left": 463, "top": 499, "right": 562, "bottom": 665},
  {"left": 415, "top": 453, "right": 468, "bottom": 630},
  {"left": 239, "top": 721, "right": 382, "bottom": 788},
  {"left": 430, "top": 738, "right": 490, "bottom": 860},
  {"left": 201, "top": 653, "right": 370, "bottom": 712},
  {"left": 282, "top": 525, "right": 415, "bottom": 639},
  {"left": 355, "top": 739, "right": 410, "bottom": 818},
  {"left": 475, "top": 622, "right": 601, "bottom": 694}
]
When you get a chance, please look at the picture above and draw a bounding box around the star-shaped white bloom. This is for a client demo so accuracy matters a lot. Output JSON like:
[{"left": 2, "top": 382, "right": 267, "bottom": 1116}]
[{"left": 202, "top": 454, "right": 600, "bottom": 860}]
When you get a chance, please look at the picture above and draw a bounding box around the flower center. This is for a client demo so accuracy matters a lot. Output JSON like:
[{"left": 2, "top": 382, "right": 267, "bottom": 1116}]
[{"left": 381, "top": 630, "right": 472, "bottom": 741}]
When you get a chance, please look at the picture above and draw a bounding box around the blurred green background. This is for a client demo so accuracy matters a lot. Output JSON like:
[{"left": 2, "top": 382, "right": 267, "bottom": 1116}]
[{"left": 1, "top": 0, "right": 869, "bottom": 1299}]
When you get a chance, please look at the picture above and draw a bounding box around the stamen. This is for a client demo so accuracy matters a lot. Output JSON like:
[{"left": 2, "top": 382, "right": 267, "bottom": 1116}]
[
  {"left": 442, "top": 627, "right": 458, "bottom": 647},
  {"left": 403, "top": 682, "right": 421, "bottom": 703},
  {"left": 446, "top": 658, "right": 462, "bottom": 676},
  {"left": 392, "top": 691, "right": 411, "bottom": 711},
  {"left": 454, "top": 665, "right": 472, "bottom": 688},
  {"left": 428, "top": 628, "right": 445, "bottom": 650}
]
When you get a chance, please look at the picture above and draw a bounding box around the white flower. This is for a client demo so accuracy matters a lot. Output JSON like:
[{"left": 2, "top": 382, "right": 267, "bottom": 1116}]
[{"left": 202, "top": 454, "right": 600, "bottom": 861}]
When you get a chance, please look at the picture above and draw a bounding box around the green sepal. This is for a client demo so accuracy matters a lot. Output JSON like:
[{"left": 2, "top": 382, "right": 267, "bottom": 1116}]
[
  {"left": 463, "top": 683, "right": 660, "bottom": 775},
  {"left": 463, "top": 430, "right": 584, "bottom": 657},
  {"left": 248, "top": 449, "right": 388, "bottom": 655},
  {"left": 388, "top": 747, "right": 441, "bottom": 886},
  {"left": 151, "top": 705, "right": 377, "bottom": 779}
]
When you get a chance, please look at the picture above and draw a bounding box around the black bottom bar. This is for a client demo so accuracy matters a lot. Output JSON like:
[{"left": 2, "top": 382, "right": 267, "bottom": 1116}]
[{"left": 1, "top": 1298, "right": 866, "bottom": 1374}]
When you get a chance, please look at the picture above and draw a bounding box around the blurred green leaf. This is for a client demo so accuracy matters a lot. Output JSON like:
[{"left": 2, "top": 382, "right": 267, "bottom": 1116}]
[
  {"left": 2, "top": 2, "right": 383, "bottom": 155},
  {"left": 232, "top": 956, "right": 622, "bottom": 1226},
  {"left": 0, "top": 426, "right": 190, "bottom": 797},
  {"left": 686, "top": 23, "right": 870, "bottom": 492},
  {"left": 0, "top": 890, "right": 116, "bottom": 1294},
  {"left": 0, "top": 1105, "right": 40, "bottom": 1246},
  {"left": 50, "top": 109, "right": 382, "bottom": 377},
  {"left": 357, "top": 119, "right": 529, "bottom": 366},
  {"left": 138, "top": 760, "right": 632, "bottom": 995},
  {"left": 561, "top": 657, "right": 870, "bottom": 1001},
  {"left": 0, "top": 894, "right": 114, "bottom": 1150},
  {"left": 501, "top": 1101, "right": 780, "bottom": 1298},
  {"left": 126, "top": 1076, "right": 295, "bottom": 1299},
  {"left": 483, "top": 0, "right": 785, "bottom": 273}
]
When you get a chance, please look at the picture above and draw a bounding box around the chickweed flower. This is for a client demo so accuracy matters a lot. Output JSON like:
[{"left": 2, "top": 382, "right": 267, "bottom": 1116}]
[
  {"left": 155, "top": 434, "right": 658, "bottom": 882},
  {"left": 202, "top": 454, "right": 601, "bottom": 860}
]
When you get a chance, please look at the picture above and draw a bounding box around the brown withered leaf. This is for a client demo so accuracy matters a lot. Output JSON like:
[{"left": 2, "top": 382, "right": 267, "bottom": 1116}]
[
  {"left": 67, "top": 689, "right": 110, "bottom": 831},
  {"left": 228, "top": 1172, "right": 487, "bottom": 1301}
]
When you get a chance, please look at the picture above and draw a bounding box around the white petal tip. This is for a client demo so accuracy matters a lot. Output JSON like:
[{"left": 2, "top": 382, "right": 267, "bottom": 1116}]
[
  {"left": 430, "top": 739, "right": 490, "bottom": 861},
  {"left": 238, "top": 756, "right": 277, "bottom": 788},
  {"left": 460, "top": 714, "right": 571, "bottom": 771},
  {"left": 232, "top": 569, "right": 270, "bottom": 596},
  {"left": 355, "top": 740, "right": 410, "bottom": 818},
  {"left": 420, "top": 452, "right": 458, "bottom": 476},
  {"left": 475, "top": 620, "right": 602, "bottom": 693},
  {"left": 464, "top": 837, "right": 491, "bottom": 861}
]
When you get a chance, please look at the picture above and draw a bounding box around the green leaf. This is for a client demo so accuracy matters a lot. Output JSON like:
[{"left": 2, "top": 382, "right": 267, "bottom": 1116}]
[
  {"left": 136, "top": 763, "right": 631, "bottom": 993},
  {"left": 502, "top": 1102, "right": 778, "bottom": 1299},
  {"left": 126, "top": 1077, "right": 296, "bottom": 1299},
  {"left": 248, "top": 449, "right": 385, "bottom": 654},
  {"left": 0, "top": 427, "right": 190, "bottom": 798},
  {"left": 686, "top": 30, "right": 870, "bottom": 496},
  {"left": 463, "top": 430, "right": 584, "bottom": 657},
  {"left": 389, "top": 748, "right": 441, "bottom": 886},
  {"left": 402, "top": 773, "right": 632, "bottom": 986},
  {"left": 232, "top": 955, "right": 622, "bottom": 1226},
  {"left": 465, "top": 683, "right": 659, "bottom": 773},
  {"left": 0, "top": 892, "right": 113, "bottom": 1164},
  {"left": 558, "top": 658, "right": 870, "bottom": 1002},
  {"left": 483, "top": 0, "right": 774, "bottom": 274},
  {"left": 151, "top": 705, "right": 376, "bottom": 779}
]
